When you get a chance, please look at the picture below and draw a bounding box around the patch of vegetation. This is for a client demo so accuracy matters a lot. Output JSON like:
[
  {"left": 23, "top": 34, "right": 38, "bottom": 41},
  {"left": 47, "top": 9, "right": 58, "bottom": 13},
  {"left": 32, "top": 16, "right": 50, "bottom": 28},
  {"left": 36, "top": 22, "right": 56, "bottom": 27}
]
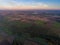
[{"left": 0, "top": 18, "right": 60, "bottom": 45}]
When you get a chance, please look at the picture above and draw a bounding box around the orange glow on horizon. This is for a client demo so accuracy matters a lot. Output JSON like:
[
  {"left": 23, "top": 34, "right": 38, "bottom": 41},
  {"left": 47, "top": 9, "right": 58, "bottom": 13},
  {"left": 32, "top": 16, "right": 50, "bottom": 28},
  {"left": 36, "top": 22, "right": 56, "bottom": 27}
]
[{"left": 0, "top": 5, "right": 60, "bottom": 10}]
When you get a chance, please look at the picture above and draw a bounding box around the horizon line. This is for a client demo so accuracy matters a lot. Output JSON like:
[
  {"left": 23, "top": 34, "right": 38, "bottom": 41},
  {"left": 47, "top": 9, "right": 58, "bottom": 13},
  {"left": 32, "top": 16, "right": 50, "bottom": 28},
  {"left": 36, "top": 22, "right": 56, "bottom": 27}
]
[{"left": 0, "top": 9, "right": 60, "bottom": 11}]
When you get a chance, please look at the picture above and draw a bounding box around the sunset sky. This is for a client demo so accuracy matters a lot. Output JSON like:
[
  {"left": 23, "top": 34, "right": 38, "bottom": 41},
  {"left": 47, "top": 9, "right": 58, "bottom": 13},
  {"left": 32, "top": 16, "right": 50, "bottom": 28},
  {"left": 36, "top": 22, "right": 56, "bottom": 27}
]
[{"left": 0, "top": 0, "right": 60, "bottom": 10}]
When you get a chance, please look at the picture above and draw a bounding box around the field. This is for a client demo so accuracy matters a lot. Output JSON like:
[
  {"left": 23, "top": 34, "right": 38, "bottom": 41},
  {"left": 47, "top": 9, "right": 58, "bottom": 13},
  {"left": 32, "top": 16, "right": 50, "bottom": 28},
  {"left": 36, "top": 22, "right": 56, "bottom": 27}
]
[{"left": 0, "top": 10, "right": 60, "bottom": 45}]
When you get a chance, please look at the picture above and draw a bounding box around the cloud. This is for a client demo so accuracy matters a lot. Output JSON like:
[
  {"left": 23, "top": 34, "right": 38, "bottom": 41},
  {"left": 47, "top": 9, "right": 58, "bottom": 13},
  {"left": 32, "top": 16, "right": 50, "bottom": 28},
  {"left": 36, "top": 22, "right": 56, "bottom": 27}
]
[
  {"left": 0, "top": 0, "right": 51, "bottom": 10},
  {"left": 7, "top": 1, "right": 49, "bottom": 8}
]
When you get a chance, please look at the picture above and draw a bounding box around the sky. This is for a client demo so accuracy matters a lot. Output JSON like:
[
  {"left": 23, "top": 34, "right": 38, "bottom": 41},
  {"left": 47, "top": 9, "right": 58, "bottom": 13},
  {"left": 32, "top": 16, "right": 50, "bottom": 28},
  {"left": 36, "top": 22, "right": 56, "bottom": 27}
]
[{"left": 0, "top": 0, "right": 60, "bottom": 10}]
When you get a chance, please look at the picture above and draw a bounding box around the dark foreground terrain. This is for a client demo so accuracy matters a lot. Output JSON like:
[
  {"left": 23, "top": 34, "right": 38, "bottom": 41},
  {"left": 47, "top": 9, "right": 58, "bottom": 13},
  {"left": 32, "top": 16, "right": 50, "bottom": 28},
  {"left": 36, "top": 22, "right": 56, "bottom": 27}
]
[{"left": 0, "top": 10, "right": 60, "bottom": 45}]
